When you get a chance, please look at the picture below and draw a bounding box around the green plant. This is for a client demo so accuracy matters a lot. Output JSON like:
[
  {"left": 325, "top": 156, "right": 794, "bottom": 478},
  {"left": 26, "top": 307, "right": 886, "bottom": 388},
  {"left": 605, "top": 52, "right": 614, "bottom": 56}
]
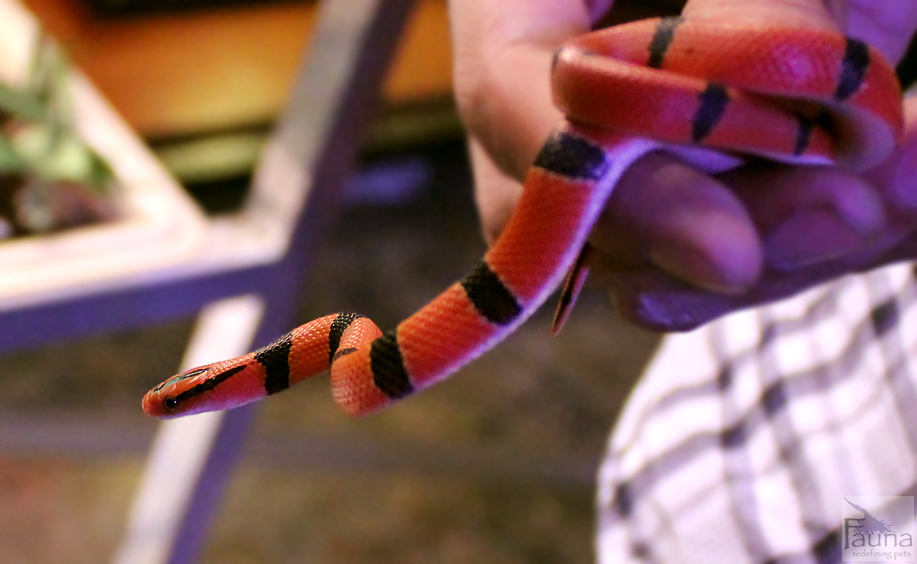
[{"left": 0, "top": 35, "right": 115, "bottom": 235}]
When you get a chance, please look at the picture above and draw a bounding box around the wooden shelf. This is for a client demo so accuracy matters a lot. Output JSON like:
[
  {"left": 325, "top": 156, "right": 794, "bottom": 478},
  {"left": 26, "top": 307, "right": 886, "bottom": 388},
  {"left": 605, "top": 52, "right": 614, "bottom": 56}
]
[{"left": 23, "top": 0, "right": 453, "bottom": 137}]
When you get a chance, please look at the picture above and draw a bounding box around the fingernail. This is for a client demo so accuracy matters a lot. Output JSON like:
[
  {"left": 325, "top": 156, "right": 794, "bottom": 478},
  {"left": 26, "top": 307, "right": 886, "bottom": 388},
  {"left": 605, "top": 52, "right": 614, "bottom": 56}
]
[
  {"left": 649, "top": 226, "right": 761, "bottom": 295},
  {"left": 765, "top": 208, "right": 875, "bottom": 270},
  {"left": 650, "top": 243, "right": 749, "bottom": 294}
]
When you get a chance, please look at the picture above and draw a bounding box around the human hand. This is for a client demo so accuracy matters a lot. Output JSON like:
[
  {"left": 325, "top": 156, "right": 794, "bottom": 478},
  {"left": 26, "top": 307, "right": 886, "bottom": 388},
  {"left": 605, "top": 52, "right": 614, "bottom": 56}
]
[{"left": 449, "top": 0, "right": 917, "bottom": 331}]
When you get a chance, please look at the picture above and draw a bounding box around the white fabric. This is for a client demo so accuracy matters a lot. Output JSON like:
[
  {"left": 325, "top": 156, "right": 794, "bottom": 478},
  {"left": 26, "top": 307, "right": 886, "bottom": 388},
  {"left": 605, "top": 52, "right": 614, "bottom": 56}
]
[{"left": 596, "top": 263, "right": 917, "bottom": 563}]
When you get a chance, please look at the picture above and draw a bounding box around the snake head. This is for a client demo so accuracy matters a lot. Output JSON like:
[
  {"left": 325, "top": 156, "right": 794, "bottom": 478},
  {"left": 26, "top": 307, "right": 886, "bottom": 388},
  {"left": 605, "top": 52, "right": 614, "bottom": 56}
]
[{"left": 142, "top": 359, "right": 263, "bottom": 418}]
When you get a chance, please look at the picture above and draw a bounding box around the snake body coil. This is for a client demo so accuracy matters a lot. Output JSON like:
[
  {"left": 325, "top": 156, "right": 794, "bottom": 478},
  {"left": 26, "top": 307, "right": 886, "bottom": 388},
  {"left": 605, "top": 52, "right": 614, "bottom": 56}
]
[{"left": 144, "top": 17, "right": 903, "bottom": 419}]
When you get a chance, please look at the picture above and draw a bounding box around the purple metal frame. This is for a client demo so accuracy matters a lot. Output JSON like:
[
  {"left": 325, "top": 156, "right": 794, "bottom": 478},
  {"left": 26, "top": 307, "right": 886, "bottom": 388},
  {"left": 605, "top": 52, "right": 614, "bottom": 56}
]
[{"left": 0, "top": 0, "right": 417, "bottom": 561}]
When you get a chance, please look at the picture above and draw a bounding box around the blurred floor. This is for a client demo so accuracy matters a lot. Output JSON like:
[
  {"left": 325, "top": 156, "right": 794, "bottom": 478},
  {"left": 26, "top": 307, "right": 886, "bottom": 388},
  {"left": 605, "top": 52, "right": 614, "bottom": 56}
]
[{"left": 0, "top": 137, "right": 660, "bottom": 563}]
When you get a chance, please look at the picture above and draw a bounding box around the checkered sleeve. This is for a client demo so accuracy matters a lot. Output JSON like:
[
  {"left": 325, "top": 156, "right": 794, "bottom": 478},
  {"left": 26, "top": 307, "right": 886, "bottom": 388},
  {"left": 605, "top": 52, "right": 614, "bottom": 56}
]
[{"left": 596, "top": 263, "right": 917, "bottom": 563}]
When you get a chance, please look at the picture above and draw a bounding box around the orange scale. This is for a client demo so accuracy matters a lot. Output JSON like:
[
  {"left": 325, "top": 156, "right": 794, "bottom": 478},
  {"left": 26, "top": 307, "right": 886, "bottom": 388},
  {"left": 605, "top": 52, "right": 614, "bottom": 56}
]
[
  {"left": 397, "top": 284, "right": 500, "bottom": 386},
  {"left": 698, "top": 95, "right": 835, "bottom": 160},
  {"left": 287, "top": 315, "right": 339, "bottom": 384},
  {"left": 666, "top": 27, "right": 844, "bottom": 96},
  {"left": 206, "top": 365, "right": 271, "bottom": 409},
  {"left": 331, "top": 349, "right": 391, "bottom": 416},
  {"left": 337, "top": 316, "right": 384, "bottom": 352},
  {"left": 485, "top": 172, "right": 598, "bottom": 302},
  {"left": 554, "top": 56, "right": 710, "bottom": 143}
]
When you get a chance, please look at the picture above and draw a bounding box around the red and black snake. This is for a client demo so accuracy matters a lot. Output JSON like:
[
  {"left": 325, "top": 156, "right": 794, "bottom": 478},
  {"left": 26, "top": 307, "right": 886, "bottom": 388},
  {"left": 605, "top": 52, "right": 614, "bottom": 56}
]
[{"left": 143, "top": 17, "right": 904, "bottom": 419}]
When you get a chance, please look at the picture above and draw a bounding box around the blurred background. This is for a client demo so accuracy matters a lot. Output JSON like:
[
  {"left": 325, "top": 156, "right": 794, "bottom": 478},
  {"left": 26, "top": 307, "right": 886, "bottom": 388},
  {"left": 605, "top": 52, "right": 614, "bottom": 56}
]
[{"left": 0, "top": 0, "right": 661, "bottom": 562}]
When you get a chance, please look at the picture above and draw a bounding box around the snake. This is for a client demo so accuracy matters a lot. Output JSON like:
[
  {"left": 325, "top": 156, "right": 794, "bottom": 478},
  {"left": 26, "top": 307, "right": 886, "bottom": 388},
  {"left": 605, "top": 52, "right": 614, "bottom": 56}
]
[{"left": 143, "top": 17, "right": 903, "bottom": 419}]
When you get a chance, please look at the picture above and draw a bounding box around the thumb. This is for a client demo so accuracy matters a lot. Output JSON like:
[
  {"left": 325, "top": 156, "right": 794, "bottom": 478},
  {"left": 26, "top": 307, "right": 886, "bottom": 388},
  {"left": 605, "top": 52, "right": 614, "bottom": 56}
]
[
  {"left": 682, "top": 0, "right": 846, "bottom": 31},
  {"left": 469, "top": 138, "right": 523, "bottom": 246}
]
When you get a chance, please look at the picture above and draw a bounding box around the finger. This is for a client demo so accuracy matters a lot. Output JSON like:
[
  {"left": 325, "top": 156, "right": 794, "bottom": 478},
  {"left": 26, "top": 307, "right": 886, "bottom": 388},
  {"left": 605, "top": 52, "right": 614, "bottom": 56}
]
[
  {"left": 731, "top": 94, "right": 917, "bottom": 271},
  {"left": 608, "top": 95, "right": 917, "bottom": 331},
  {"left": 682, "top": 0, "right": 845, "bottom": 32},
  {"left": 449, "top": 0, "right": 592, "bottom": 180},
  {"left": 868, "top": 95, "right": 917, "bottom": 220},
  {"left": 604, "top": 0, "right": 917, "bottom": 331},
  {"left": 611, "top": 210, "right": 917, "bottom": 333},
  {"left": 840, "top": 93, "right": 917, "bottom": 268},
  {"left": 453, "top": 0, "right": 690, "bottom": 241},
  {"left": 591, "top": 0, "right": 846, "bottom": 296},
  {"left": 592, "top": 151, "right": 763, "bottom": 293},
  {"left": 468, "top": 139, "right": 523, "bottom": 245},
  {"left": 606, "top": 248, "right": 882, "bottom": 332},
  {"left": 848, "top": 1, "right": 917, "bottom": 64},
  {"left": 450, "top": 0, "right": 693, "bottom": 182},
  {"left": 726, "top": 164, "right": 889, "bottom": 271}
]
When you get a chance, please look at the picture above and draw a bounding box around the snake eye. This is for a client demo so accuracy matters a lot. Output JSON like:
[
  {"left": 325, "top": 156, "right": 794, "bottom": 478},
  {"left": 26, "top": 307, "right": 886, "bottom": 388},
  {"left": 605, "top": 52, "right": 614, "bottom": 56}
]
[{"left": 163, "top": 397, "right": 179, "bottom": 411}]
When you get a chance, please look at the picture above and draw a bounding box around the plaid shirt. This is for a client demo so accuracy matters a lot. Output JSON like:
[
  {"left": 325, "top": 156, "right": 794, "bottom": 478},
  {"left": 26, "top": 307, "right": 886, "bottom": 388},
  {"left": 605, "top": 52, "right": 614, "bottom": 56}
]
[{"left": 596, "top": 262, "right": 917, "bottom": 563}]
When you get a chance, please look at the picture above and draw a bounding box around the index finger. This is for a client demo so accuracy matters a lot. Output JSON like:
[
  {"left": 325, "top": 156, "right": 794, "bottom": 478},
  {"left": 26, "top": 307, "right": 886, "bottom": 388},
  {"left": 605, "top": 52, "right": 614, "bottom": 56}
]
[{"left": 449, "top": 0, "right": 594, "bottom": 179}]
